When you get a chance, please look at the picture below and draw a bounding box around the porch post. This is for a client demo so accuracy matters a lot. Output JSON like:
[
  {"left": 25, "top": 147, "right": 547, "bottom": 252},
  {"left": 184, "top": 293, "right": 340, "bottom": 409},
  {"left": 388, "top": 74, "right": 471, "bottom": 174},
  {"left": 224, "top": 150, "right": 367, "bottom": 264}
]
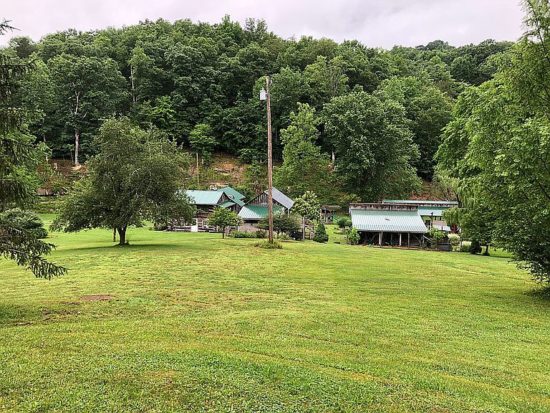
[
  {"left": 399, "top": 233, "right": 402, "bottom": 247},
  {"left": 408, "top": 232, "right": 410, "bottom": 247},
  {"left": 379, "top": 231, "right": 383, "bottom": 246}
]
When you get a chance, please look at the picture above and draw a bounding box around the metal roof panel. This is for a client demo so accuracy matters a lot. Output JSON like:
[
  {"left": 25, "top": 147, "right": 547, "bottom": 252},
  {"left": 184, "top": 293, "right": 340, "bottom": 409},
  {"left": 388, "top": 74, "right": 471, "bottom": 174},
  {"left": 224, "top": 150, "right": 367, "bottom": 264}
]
[
  {"left": 350, "top": 209, "right": 428, "bottom": 233},
  {"left": 265, "top": 187, "right": 294, "bottom": 210},
  {"left": 185, "top": 190, "right": 224, "bottom": 205},
  {"left": 238, "top": 205, "right": 284, "bottom": 220},
  {"left": 217, "top": 186, "right": 246, "bottom": 201}
]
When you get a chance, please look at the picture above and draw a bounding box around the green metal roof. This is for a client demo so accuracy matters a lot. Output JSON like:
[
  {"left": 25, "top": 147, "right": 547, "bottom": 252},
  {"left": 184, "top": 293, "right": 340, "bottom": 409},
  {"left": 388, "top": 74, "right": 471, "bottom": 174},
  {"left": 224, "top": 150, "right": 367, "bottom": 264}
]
[
  {"left": 185, "top": 190, "right": 224, "bottom": 205},
  {"left": 219, "top": 201, "right": 236, "bottom": 209},
  {"left": 231, "top": 197, "right": 246, "bottom": 207},
  {"left": 383, "top": 199, "right": 458, "bottom": 207},
  {"left": 218, "top": 186, "right": 245, "bottom": 199},
  {"left": 350, "top": 209, "right": 428, "bottom": 233},
  {"left": 238, "top": 205, "right": 284, "bottom": 220},
  {"left": 418, "top": 206, "right": 446, "bottom": 217}
]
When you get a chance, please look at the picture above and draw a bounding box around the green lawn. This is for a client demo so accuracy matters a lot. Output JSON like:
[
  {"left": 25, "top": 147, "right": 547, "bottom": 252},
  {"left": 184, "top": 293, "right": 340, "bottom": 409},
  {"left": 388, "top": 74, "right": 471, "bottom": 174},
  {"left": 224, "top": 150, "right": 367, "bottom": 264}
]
[{"left": 1, "top": 222, "right": 549, "bottom": 412}]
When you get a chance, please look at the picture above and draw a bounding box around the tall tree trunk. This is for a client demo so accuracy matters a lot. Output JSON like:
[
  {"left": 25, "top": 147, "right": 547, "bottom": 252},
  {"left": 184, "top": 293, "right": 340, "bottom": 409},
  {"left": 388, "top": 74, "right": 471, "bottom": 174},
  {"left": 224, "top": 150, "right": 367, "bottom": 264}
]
[
  {"left": 302, "top": 216, "right": 305, "bottom": 241},
  {"left": 74, "top": 129, "right": 80, "bottom": 166},
  {"left": 130, "top": 66, "right": 137, "bottom": 105},
  {"left": 113, "top": 228, "right": 117, "bottom": 243},
  {"left": 117, "top": 226, "right": 127, "bottom": 246},
  {"left": 222, "top": 227, "right": 225, "bottom": 239},
  {"left": 73, "top": 91, "right": 81, "bottom": 166}
]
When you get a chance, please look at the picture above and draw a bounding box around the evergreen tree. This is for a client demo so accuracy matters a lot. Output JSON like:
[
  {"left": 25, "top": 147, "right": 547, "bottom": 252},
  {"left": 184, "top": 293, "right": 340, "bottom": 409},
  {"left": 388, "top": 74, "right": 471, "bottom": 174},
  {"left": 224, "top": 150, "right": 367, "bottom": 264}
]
[
  {"left": 313, "top": 222, "right": 329, "bottom": 243},
  {"left": 0, "top": 20, "right": 65, "bottom": 278}
]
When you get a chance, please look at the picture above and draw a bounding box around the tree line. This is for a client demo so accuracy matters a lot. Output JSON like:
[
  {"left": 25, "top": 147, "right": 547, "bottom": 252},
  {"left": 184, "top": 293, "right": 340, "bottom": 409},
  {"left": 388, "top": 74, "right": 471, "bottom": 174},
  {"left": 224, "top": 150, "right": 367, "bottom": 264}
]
[{"left": 3, "top": 17, "right": 510, "bottom": 202}]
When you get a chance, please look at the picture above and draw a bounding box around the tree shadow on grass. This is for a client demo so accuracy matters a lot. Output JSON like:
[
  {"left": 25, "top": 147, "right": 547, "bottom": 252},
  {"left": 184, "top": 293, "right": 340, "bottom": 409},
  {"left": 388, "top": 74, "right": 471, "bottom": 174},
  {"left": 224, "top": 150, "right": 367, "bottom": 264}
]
[
  {"left": 0, "top": 303, "right": 74, "bottom": 327},
  {"left": 68, "top": 242, "right": 209, "bottom": 253},
  {"left": 526, "top": 285, "right": 550, "bottom": 302}
]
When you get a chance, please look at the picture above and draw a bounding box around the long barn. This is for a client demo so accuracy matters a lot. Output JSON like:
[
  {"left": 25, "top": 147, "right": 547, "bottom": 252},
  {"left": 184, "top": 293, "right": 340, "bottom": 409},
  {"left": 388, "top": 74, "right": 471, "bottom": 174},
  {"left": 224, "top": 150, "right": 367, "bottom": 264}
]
[{"left": 349, "top": 203, "right": 428, "bottom": 247}]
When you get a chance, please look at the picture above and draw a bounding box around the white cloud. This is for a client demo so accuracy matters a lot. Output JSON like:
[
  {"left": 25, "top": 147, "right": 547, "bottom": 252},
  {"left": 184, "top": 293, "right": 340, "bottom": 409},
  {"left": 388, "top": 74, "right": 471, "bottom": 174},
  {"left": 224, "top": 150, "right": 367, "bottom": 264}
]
[{"left": 1, "top": 0, "right": 524, "bottom": 48}]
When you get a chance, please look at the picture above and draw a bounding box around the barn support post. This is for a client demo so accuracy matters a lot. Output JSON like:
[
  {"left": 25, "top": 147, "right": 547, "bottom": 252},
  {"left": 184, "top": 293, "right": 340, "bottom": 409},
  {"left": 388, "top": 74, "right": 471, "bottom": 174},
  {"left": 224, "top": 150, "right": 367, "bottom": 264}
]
[
  {"left": 379, "top": 231, "right": 383, "bottom": 246},
  {"left": 399, "top": 233, "right": 402, "bottom": 247},
  {"left": 407, "top": 232, "right": 410, "bottom": 247}
]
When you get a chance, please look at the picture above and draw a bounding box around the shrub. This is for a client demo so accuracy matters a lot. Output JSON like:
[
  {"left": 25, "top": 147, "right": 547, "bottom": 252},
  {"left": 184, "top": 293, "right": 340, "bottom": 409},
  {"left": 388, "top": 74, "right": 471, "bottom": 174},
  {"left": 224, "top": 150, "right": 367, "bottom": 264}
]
[
  {"left": 470, "top": 239, "right": 482, "bottom": 254},
  {"left": 153, "top": 223, "right": 168, "bottom": 231},
  {"left": 278, "top": 233, "right": 290, "bottom": 241},
  {"left": 337, "top": 217, "right": 348, "bottom": 228},
  {"left": 232, "top": 231, "right": 257, "bottom": 238},
  {"left": 448, "top": 233, "right": 461, "bottom": 251},
  {"left": 33, "top": 197, "right": 63, "bottom": 214},
  {"left": 255, "top": 229, "right": 267, "bottom": 239},
  {"left": 460, "top": 241, "right": 471, "bottom": 252},
  {"left": 255, "top": 240, "right": 282, "bottom": 249},
  {"left": 336, "top": 217, "right": 352, "bottom": 229},
  {"left": 346, "top": 227, "right": 360, "bottom": 245},
  {"left": 313, "top": 222, "right": 329, "bottom": 243},
  {"left": 428, "top": 228, "right": 446, "bottom": 244},
  {"left": 258, "top": 214, "right": 300, "bottom": 235}
]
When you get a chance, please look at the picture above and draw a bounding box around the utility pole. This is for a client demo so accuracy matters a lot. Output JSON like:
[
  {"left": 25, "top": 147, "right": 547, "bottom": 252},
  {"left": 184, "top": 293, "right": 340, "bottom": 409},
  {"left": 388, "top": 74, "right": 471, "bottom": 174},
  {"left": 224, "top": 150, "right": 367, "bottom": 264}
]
[{"left": 265, "top": 76, "right": 274, "bottom": 243}]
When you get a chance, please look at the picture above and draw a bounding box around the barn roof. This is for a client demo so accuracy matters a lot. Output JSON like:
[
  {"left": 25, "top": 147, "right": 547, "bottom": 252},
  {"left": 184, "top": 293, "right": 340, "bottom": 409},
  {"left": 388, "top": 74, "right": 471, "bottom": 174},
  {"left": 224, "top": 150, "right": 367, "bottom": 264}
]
[
  {"left": 383, "top": 199, "right": 458, "bottom": 207},
  {"left": 217, "top": 186, "right": 246, "bottom": 201},
  {"left": 417, "top": 206, "right": 447, "bottom": 217},
  {"left": 350, "top": 208, "right": 428, "bottom": 233},
  {"left": 185, "top": 190, "right": 224, "bottom": 206},
  {"left": 238, "top": 205, "right": 284, "bottom": 221},
  {"left": 266, "top": 187, "right": 294, "bottom": 210},
  {"left": 219, "top": 201, "right": 236, "bottom": 209}
]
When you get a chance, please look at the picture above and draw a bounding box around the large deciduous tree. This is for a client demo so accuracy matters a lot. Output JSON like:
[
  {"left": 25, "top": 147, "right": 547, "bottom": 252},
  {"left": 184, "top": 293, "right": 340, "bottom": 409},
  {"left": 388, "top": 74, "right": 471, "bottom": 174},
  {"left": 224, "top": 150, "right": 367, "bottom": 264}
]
[
  {"left": 48, "top": 54, "right": 128, "bottom": 165},
  {"left": 53, "top": 118, "right": 194, "bottom": 245},
  {"left": 436, "top": 0, "right": 550, "bottom": 283},
  {"left": 322, "top": 91, "right": 421, "bottom": 201},
  {"left": 189, "top": 123, "right": 216, "bottom": 164},
  {"left": 274, "top": 104, "right": 334, "bottom": 201},
  {"left": 376, "top": 76, "right": 452, "bottom": 179}
]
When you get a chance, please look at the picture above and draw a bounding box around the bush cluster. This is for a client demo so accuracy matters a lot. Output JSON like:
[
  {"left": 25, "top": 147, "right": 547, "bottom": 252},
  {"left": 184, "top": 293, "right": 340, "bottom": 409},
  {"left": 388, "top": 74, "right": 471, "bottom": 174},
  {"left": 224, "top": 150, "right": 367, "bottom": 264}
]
[
  {"left": 336, "top": 217, "right": 353, "bottom": 229},
  {"left": 231, "top": 229, "right": 268, "bottom": 239},
  {"left": 313, "top": 222, "right": 329, "bottom": 243},
  {"left": 231, "top": 231, "right": 257, "bottom": 239},
  {"left": 346, "top": 227, "right": 360, "bottom": 245},
  {"left": 255, "top": 240, "right": 283, "bottom": 249}
]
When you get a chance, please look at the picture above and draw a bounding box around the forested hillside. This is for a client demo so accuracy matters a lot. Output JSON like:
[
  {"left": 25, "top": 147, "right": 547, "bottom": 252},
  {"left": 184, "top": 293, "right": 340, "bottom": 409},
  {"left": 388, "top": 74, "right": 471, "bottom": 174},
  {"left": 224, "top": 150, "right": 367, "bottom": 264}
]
[{"left": 3, "top": 17, "right": 511, "bottom": 202}]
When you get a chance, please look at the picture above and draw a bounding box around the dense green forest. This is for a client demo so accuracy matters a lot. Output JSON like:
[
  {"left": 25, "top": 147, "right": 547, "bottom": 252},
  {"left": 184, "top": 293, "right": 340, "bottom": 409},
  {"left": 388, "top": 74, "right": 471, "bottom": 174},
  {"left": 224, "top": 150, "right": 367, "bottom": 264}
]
[{"left": 2, "top": 17, "right": 511, "bottom": 202}]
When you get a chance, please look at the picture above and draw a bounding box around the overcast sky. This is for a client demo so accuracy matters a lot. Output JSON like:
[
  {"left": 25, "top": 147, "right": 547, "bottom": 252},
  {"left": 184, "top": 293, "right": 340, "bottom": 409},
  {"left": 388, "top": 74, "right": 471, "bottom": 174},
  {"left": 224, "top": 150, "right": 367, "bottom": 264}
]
[{"left": 2, "top": 0, "right": 524, "bottom": 48}]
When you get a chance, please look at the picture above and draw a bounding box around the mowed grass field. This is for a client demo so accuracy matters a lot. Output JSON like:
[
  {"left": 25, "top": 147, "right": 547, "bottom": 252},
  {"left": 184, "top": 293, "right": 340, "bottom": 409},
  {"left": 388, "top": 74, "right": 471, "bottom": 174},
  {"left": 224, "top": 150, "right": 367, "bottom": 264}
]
[{"left": 1, "top": 218, "right": 549, "bottom": 412}]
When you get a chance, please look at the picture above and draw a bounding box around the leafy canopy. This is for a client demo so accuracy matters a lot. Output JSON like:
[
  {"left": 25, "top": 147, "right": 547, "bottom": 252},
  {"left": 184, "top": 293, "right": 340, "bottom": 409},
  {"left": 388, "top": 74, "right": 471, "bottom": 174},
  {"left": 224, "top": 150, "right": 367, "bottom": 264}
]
[
  {"left": 208, "top": 207, "right": 242, "bottom": 238},
  {"left": 436, "top": 0, "right": 550, "bottom": 282},
  {"left": 53, "top": 118, "right": 194, "bottom": 245},
  {"left": 292, "top": 191, "right": 321, "bottom": 221},
  {"left": 322, "top": 90, "right": 421, "bottom": 201}
]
